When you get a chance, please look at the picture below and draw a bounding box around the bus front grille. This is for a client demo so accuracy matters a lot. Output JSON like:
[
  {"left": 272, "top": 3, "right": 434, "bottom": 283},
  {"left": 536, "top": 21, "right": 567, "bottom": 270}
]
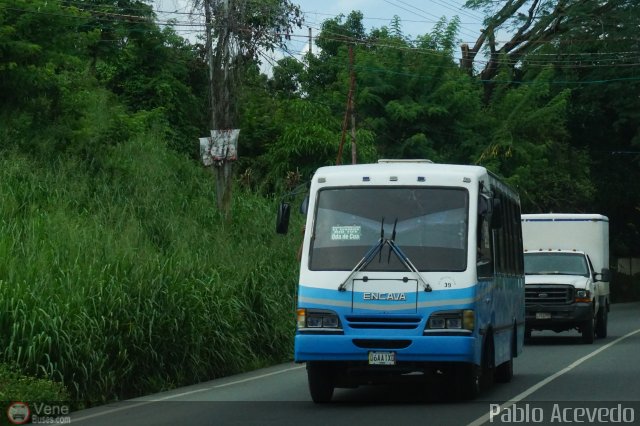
[
  {"left": 352, "top": 339, "right": 412, "bottom": 349},
  {"left": 345, "top": 316, "right": 422, "bottom": 330}
]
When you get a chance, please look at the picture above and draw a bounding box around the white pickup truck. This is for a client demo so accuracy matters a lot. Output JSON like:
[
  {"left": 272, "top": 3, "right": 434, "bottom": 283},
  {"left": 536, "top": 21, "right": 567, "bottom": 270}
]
[{"left": 521, "top": 214, "right": 610, "bottom": 344}]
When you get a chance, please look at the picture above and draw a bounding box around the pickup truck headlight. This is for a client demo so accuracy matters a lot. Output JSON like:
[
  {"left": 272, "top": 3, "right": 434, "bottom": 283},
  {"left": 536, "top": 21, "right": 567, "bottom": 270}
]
[
  {"left": 575, "top": 289, "right": 591, "bottom": 303},
  {"left": 297, "top": 308, "right": 342, "bottom": 330}
]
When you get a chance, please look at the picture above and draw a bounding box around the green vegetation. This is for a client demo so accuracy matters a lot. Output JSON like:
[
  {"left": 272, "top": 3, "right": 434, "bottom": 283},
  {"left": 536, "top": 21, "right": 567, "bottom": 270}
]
[
  {"left": 0, "top": 363, "right": 69, "bottom": 404},
  {"left": 1, "top": 0, "right": 640, "bottom": 407},
  {"left": 0, "top": 139, "right": 302, "bottom": 405}
]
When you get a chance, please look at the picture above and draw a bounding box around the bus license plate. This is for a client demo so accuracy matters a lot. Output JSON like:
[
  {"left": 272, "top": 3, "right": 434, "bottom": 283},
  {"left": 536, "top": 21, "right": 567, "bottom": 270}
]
[
  {"left": 536, "top": 312, "right": 551, "bottom": 319},
  {"left": 368, "top": 351, "right": 396, "bottom": 365}
]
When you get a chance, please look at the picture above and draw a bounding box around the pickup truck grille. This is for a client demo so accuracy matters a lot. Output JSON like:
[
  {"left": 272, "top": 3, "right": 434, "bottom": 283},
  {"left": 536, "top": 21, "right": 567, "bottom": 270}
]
[{"left": 525, "top": 285, "right": 574, "bottom": 305}]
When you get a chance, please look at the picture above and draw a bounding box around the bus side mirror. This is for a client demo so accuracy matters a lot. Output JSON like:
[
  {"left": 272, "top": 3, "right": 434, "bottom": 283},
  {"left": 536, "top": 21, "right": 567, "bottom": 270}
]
[{"left": 276, "top": 201, "right": 291, "bottom": 234}]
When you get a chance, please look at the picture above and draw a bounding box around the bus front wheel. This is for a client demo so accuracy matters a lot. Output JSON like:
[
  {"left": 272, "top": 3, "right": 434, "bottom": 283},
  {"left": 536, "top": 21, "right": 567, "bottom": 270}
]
[
  {"left": 307, "top": 362, "right": 335, "bottom": 403},
  {"left": 454, "top": 363, "right": 481, "bottom": 400}
]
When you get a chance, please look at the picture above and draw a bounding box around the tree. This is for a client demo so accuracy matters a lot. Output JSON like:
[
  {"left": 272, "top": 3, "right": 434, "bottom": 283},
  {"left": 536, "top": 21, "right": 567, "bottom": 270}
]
[
  {"left": 99, "top": 24, "right": 209, "bottom": 159},
  {"left": 459, "top": 1, "right": 640, "bottom": 256},
  {"left": 238, "top": 60, "right": 377, "bottom": 193},
  {"left": 476, "top": 67, "right": 594, "bottom": 212},
  {"left": 0, "top": 0, "right": 91, "bottom": 117},
  {"left": 0, "top": 0, "right": 98, "bottom": 157},
  {"left": 268, "top": 57, "right": 305, "bottom": 98},
  {"left": 192, "top": 0, "right": 303, "bottom": 217},
  {"left": 533, "top": 0, "right": 640, "bottom": 256},
  {"left": 303, "top": 12, "right": 482, "bottom": 162},
  {"left": 461, "top": 0, "right": 625, "bottom": 99},
  {"left": 76, "top": 0, "right": 156, "bottom": 69}
]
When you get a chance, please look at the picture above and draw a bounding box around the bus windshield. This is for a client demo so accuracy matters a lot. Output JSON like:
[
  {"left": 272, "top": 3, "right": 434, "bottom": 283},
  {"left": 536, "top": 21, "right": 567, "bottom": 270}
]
[
  {"left": 309, "top": 187, "right": 469, "bottom": 272},
  {"left": 524, "top": 252, "right": 590, "bottom": 277}
]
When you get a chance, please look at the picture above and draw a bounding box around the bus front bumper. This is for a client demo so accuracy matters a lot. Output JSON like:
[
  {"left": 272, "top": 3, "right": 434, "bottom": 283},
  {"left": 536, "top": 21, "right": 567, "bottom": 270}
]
[{"left": 294, "top": 333, "right": 476, "bottom": 363}]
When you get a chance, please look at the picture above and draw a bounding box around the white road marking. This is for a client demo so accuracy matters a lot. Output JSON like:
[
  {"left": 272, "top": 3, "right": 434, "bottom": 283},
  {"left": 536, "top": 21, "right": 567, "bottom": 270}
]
[
  {"left": 210, "top": 365, "right": 305, "bottom": 389},
  {"left": 467, "top": 328, "right": 640, "bottom": 426},
  {"left": 71, "top": 364, "right": 305, "bottom": 423}
]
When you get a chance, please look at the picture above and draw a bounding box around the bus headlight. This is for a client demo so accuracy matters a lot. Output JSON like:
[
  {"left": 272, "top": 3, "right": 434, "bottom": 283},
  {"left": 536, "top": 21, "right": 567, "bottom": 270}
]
[
  {"left": 297, "top": 308, "right": 342, "bottom": 330},
  {"left": 446, "top": 318, "right": 462, "bottom": 329},
  {"left": 426, "top": 310, "right": 475, "bottom": 332},
  {"left": 429, "top": 317, "right": 446, "bottom": 329}
]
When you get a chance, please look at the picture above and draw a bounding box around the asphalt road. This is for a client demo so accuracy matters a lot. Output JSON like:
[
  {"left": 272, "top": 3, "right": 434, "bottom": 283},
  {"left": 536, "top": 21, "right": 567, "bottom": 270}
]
[{"left": 69, "top": 302, "right": 640, "bottom": 426}]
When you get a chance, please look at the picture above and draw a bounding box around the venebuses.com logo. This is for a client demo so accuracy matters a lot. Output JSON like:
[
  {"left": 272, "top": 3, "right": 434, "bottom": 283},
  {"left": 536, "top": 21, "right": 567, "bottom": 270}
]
[
  {"left": 6, "top": 402, "right": 30, "bottom": 425},
  {"left": 5, "top": 401, "right": 71, "bottom": 425}
]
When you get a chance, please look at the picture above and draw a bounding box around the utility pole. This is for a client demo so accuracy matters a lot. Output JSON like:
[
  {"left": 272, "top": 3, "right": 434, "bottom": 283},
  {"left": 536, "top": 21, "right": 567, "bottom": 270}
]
[
  {"left": 336, "top": 45, "right": 356, "bottom": 165},
  {"left": 204, "top": 1, "right": 215, "bottom": 127},
  {"left": 199, "top": 0, "right": 239, "bottom": 221},
  {"left": 348, "top": 46, "right": 357, "bottom": 165}
]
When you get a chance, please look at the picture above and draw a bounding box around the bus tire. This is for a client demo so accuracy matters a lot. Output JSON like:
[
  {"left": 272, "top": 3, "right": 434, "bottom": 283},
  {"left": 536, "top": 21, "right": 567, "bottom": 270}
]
[
  {"left": 495, "top": 330, "right": 514, "bottom": 383},
  {"left": 454, "top": 363, "right": 481, "bottom": 400},
  {"left": 596, "top": 305, "right": 608, "bottom": 338},
  {"left": 307, "top": 363, "right": 334, "bottom": 403}
]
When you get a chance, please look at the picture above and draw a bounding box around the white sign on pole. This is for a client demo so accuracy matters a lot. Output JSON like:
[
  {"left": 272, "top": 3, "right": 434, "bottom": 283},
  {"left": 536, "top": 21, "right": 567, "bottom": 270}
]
[
  {"left": 199, "top": 137, "right": 214, "bottom": 166},
  {"left": 200, "top": 129, "right": 240, "bottom": 166}
]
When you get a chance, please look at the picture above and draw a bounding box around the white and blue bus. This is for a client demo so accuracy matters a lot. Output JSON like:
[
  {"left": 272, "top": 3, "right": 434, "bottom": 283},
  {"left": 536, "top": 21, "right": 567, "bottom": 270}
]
[{"left": 277, "top": 160, "right": 525, "bottom": 402}]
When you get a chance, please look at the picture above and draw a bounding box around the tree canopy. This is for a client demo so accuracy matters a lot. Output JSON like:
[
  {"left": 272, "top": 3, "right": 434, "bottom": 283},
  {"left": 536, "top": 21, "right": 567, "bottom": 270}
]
[{"left": 1, "top": 0, "right": 639, "bottom": 252}]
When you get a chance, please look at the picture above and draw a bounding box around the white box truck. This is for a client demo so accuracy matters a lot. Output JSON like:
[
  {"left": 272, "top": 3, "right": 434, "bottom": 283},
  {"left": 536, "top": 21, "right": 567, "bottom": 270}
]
[{"left": 521, "top": 214, "right": 610, "bottom": 343}]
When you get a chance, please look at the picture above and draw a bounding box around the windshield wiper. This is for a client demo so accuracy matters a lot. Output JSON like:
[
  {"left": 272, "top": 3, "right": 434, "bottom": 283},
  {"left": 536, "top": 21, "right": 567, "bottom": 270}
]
[
  {"left": 386, "top": 218, "right": 432, "bottom": 292},
  {"left": 338, "top": 218, "right": 386, "bottom": 292},
  {"left": 338, "top": 218, "right": 433, "bottom": 292}
]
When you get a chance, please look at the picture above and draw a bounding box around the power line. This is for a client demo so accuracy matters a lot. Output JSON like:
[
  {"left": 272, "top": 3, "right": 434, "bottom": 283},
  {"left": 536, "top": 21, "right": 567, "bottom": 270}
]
[
  {"left": 383, "top": 0, "right": 479, "bottom": 41},
  {"left": 9, "top": 3, "right": 637, "bottom": 47},
  {"left": 261, "top": 49, "right": 640, "bottom": 87},
  {"left": 6, "top": 3, "right": 640, "bottom": 74},
  {"left": 394, "top": 0, "right": 483, "bottom": 23}
]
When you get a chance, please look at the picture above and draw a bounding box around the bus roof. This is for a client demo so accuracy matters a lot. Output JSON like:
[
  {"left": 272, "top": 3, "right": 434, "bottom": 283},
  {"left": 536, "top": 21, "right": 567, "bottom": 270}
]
[
  {"left": 522, "top": 213, "right": 609, "bottom": 222},
  {"left": 313, "top": 162, "right": 489, "bottom": 180},
  {"left": 311, "top": 162, "right": 519, "bottom": 201}
]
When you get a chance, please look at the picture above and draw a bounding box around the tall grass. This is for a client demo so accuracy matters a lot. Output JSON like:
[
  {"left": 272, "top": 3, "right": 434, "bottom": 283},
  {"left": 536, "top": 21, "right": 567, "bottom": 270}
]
[{"left": 0, "top": 136, "right": 303, "bottom": 405}]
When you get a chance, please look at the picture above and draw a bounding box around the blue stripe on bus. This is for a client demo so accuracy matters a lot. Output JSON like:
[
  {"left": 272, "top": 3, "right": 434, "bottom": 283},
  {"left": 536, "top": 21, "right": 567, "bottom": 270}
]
[{"left": 298, "top": 284, "right": 478, "bottom": 311}]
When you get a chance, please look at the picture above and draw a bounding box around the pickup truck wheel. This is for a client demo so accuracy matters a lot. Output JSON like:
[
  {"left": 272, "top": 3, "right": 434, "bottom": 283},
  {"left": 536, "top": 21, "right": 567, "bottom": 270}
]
[
  {"left": 596, "top": 306, "right": 608, "bottom": 338},
  {"left": 581, "top": 314, "right": 595, "bottom": 344},
  {"left": 307, "top": 363, "right": 334, "bottom": 403}
]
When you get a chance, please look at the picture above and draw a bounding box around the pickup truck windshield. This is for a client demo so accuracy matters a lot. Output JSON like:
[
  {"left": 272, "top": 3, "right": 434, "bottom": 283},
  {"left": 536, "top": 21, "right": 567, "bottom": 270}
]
[
  {"left": 524, "top": 252, "right": 590, "bottom": 277},
  {"left": 309, "top": 187, "right": 468, "bottom": 272}
]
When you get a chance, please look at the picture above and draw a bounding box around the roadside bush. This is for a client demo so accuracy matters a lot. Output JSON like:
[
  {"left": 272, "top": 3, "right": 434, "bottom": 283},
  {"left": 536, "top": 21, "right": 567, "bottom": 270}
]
[
  {"left": 0, "top": 137, "right": 303, "bottom": 405},
  {"left": 0, "top": 362, "right": 69, "bottom": 403}
]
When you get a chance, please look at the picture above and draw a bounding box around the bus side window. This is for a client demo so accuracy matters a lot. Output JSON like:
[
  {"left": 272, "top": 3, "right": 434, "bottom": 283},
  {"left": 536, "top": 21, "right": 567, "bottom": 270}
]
[{"left": 477, "top": 195, "right": 494, "bottom": 278}]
